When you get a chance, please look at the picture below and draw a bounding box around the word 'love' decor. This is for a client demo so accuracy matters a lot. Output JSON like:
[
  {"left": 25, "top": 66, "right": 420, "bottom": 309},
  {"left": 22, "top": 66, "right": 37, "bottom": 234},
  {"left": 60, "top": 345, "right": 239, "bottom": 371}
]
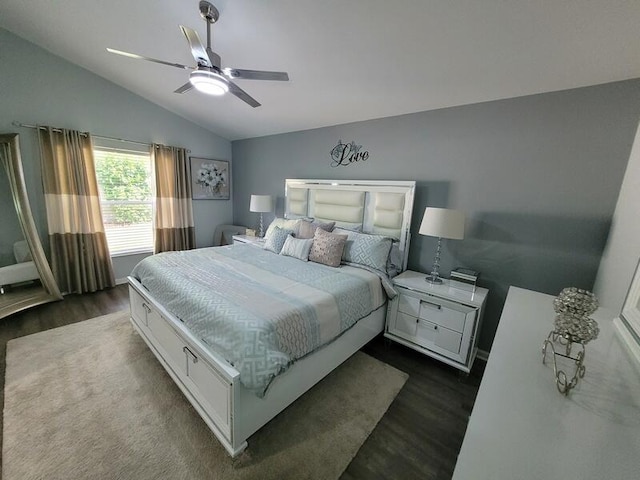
[{"left": 330, "top": 140, "right": 369, "bottom": 167}]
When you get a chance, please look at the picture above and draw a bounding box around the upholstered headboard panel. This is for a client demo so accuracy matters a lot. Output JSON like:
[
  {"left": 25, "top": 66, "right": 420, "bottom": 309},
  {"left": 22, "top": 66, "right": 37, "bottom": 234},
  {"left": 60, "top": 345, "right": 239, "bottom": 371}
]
[
  {"left": 312, "top": 189, "right": 365, "bottom": 230},
  {"left": 284, "top": 179, "right": 416, "bottom": 271},
  {"left": 370, "top": 192, "right": 406, "bottom": 239},
  {"left": 286, "top": 187, "right": 309, "bottom": 217}
]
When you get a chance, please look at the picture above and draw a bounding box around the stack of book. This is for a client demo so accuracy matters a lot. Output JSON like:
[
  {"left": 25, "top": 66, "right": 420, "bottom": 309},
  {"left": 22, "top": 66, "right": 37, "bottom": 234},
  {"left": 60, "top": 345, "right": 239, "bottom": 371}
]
[{"left": 450, "top": 268, "right": 479, "bottom": 293}]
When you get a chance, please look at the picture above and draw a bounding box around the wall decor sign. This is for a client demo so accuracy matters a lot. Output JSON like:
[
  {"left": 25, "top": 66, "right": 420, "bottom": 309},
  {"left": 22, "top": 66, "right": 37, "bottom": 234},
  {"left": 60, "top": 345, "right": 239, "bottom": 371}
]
[
  {"left": 330, "top": 139, "right": 369, "bottom": 167},
  {"left": 190, "top": 157, "right": 230, "bottom": 200}
]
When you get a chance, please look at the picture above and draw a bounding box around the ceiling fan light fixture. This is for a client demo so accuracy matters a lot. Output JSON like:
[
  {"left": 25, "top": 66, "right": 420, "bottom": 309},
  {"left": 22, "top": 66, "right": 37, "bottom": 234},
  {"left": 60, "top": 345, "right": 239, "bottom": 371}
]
[{"left": 189, "top": 70, "right": 229, "bottom": 95}]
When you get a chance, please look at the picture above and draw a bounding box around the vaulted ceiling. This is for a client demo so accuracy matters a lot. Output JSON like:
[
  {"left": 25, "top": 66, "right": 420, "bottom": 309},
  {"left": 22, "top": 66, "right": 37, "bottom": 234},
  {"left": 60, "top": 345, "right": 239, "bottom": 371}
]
[{"left": 1, "top": 1, "right": 639, "bottom": 140}]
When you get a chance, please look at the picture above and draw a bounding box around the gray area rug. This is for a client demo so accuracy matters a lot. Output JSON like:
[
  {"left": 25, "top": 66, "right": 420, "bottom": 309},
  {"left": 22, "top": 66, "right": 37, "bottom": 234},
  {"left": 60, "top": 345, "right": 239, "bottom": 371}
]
[{"left": 3, "top": 311, "right": 407, "bottom": 480}]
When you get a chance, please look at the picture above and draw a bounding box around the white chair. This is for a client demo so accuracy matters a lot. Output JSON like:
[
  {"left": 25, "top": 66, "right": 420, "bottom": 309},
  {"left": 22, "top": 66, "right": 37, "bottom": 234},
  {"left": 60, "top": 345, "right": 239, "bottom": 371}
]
[
  {"left": 0, "top": 240, "right": 40, "bottom": 294},
  {"left": 212, "top": 224, "right": 247, "bottom": 246}
]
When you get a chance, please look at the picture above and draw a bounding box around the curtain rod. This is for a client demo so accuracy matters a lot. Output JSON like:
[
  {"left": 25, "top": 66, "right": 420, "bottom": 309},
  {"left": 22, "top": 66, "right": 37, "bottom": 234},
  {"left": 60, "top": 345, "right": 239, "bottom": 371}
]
[{"left": 11, "top": 122, "right": 190, "bottom": 152}]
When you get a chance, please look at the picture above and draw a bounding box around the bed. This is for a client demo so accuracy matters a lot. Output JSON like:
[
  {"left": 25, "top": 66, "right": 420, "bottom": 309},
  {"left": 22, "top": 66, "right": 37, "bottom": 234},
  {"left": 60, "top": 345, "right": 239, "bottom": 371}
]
[{"left": 128, "top": 179, "right": 416, "bottom": 456}]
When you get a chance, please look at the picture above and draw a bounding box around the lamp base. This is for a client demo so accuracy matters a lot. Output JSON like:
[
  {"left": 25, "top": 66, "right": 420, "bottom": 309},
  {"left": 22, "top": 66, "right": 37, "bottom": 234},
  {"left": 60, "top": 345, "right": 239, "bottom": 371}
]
[{"left": 425, "top": 236, "right": 444, "bottom": 285}]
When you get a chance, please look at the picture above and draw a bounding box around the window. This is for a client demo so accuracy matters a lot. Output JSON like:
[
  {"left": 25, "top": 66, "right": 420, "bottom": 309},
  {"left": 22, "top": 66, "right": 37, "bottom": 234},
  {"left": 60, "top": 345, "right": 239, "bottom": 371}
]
[{"left": 94, "top": 144, "right": 154, "bottom": 256}]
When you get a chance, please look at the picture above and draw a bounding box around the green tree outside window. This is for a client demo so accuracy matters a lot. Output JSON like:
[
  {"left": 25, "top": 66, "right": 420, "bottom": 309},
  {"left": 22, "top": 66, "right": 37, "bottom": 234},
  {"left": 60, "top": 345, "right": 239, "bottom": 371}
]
[{"left": 95, "top": 154, "right": 152, "bottom": 225}]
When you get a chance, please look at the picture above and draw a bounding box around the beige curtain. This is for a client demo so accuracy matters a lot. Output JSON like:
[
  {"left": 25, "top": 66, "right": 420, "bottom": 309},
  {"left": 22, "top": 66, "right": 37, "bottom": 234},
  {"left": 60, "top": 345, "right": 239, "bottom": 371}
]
[
  {"left": 38, "top": 127, "right": 116, "bottom": 294},
  {"left": 153, "top": 144, "right": 195, "bottom": 253}
]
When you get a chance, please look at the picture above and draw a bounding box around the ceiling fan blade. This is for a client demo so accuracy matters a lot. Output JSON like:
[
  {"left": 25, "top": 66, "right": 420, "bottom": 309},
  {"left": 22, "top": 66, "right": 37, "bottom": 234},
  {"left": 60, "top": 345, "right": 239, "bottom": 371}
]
[
  {"left": 174, "top": 82, "right": 194, "bottom": 94},
  {"left": 180, "top": 25, "right": 213, "bottom": 67},
  {"left": 107, "top": 48, "right": 193, "bottom": 70},
  {"left": 223, "top": 68, "right": 289, "bottom": 81},
  {"left": 227, "top": 81, "right": 261, "bottom": 108}
]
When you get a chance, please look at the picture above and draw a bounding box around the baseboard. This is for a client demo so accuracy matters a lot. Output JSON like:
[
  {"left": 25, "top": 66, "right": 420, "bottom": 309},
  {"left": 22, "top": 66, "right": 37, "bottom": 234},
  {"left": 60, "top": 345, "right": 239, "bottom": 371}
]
[{"left": 476, "top": 348, "right": 490, "bottom": 362}]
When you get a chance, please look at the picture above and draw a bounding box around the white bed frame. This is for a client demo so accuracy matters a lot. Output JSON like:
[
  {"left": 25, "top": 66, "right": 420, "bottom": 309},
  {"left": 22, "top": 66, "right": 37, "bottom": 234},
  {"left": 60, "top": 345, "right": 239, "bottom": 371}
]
[{"left": 128, "top": 179, "right": 416, "bottom": 456}]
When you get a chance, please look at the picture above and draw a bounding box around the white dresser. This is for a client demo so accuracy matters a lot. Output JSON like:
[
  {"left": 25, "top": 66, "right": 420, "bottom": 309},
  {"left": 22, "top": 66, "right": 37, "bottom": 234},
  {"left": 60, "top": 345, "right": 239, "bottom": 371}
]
[{"left": 453, "top": 286, "right": 640, "bottom": 480}]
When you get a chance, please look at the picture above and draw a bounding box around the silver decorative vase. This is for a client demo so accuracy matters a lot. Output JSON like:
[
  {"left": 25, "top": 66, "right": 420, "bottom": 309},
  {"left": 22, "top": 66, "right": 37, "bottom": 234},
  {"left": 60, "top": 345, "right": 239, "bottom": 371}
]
[{"left": 542, "top": 287, "right": 599, "bottom": 395}]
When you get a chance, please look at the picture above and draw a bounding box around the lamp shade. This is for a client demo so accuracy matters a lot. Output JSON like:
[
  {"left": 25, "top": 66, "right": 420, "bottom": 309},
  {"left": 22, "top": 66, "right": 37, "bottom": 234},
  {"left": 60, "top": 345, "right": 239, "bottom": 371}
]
[
  {"left": 250, "top": 195, "right": 273, "bottom": 213},
  {"left": 419, "top": 207, "right": 465, "bottom": 240}
]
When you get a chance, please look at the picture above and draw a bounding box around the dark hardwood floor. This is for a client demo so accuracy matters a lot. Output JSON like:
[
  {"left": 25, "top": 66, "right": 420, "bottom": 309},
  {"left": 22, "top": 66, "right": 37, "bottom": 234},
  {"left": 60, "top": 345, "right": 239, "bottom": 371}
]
[{"left": 0, "top": 285, "right": 484, "bottom": 479}]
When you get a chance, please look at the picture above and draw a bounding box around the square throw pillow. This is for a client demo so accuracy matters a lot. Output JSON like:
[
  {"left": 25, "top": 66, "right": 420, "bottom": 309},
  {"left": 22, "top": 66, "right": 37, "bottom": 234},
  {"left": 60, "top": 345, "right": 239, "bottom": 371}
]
[
  {"left": 334, "top": 228, "right": 393, "bottom": 274},
  {"left": 263, "top": 227, "right": 295, "bottom": 254},
  {"left": 296, "top": 220, "right": 336, "bottom": 239},
  {"left": 308, "top": 228, "right": 348, "bottom": 267},
  {"left": 280, "top": 235, "right": 314, "bottom": 261},
  {"left": 264, "top": 218, "right": 302, "bottom": 240}
]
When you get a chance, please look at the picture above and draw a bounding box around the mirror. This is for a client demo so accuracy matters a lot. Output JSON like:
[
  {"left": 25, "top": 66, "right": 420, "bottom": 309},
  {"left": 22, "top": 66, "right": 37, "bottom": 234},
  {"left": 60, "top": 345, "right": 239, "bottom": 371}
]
[
  {"left": 615, "top": 258, "right": 640, "bottom": 365},
  {"left": 0, "top": 133, "right": 62, "bottom": 318}
]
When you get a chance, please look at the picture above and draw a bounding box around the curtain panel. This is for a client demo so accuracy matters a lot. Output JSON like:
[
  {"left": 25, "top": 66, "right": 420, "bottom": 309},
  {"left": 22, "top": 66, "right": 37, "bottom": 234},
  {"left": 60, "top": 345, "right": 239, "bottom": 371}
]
[
  {"left": 38, "top": 127, "right": 116, "bottom": 294},
  {"left": 153, "top": 144, "right": 195, "bottom": 253}
]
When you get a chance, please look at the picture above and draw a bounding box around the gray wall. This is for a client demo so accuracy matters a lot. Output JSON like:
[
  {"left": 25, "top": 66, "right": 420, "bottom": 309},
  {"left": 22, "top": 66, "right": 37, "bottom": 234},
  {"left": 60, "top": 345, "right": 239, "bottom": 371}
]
[
  {"left": 232, "top": 79, "right": 640, "bottom": 351},
  {"left": 0, "top": 158, "right": 24, "bottom": 267},
  {"left": 0, "top": 28, "right": 233, "bottom": 280}
]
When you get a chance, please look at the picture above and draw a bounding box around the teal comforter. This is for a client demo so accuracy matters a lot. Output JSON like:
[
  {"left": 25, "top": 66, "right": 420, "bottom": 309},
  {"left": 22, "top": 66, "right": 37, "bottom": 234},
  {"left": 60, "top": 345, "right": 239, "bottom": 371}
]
[{"left": 131, "top": 245, "right": 385, "bottom": 396}]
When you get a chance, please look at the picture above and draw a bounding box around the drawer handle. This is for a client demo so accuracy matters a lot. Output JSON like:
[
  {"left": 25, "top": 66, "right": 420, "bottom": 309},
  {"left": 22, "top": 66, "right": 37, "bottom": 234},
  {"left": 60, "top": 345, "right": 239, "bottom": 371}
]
[
  {"left": 420, "top": 300, "right": 442, "bottom": 310},
  {"left": 142, "top": 302, "right": 151, "bottom": 314},
  {"left": 417, "top": 318, "right": 438, "bottom": 330},
  {"left": 183, "top": 346, "right": 198, "bottom": 364}
]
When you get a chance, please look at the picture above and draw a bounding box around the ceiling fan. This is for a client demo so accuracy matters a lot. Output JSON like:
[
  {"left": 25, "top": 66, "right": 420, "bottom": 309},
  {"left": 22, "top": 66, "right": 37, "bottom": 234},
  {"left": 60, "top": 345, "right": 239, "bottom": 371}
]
[{"left": 107, "top": 1, "right": 289, "bottom": 108}]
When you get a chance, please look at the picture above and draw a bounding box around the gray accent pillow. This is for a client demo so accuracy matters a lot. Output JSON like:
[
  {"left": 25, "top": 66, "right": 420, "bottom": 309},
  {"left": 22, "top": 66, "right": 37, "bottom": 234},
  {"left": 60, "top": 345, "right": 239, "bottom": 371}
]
[
  {"left": 308, "top": 228, "right": 347, "bottom": 267},
  {"left": 334, "top": 228, "right": 393, "bottom": 274},
  {"left": 280, "top": 235, "right": 314, "bottom": 261},
  {"left": 263, "top": 227, "right": 295, "bottom": 254},
  {"left": 296, "top": 220, "right": 336, "bottom": 239}
]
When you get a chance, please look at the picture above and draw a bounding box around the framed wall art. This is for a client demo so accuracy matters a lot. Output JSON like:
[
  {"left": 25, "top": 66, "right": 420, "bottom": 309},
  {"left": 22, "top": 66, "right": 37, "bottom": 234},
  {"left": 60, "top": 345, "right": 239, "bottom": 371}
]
[{"left": 190, "top": 157, "right": 230, "bottom": 200}]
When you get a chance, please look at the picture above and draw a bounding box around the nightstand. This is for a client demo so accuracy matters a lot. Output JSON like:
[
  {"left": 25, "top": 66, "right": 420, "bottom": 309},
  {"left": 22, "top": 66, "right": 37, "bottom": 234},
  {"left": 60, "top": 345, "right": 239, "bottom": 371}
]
[
  {"left": 385, "top": 270, "right": 488, "bottom": 373},
  {"left": 232, "top": 235, "right": 265, "bottom": 248}
]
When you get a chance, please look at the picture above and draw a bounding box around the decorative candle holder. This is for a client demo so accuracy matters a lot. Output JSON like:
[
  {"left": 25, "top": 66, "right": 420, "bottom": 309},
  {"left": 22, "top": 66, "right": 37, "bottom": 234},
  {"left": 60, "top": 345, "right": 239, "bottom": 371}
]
[{"left": 542, "top": 287, "right": 599, "bottom": 395}]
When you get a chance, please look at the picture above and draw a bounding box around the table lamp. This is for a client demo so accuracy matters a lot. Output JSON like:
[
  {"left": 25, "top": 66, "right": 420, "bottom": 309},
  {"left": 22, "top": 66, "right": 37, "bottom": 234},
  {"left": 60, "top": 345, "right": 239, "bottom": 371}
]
[
  {"left": 419, "top": 207, "right": 465, "bottom": 284},
  {"left": 250, "top": 194, "right": 272, "bottom": 237}
]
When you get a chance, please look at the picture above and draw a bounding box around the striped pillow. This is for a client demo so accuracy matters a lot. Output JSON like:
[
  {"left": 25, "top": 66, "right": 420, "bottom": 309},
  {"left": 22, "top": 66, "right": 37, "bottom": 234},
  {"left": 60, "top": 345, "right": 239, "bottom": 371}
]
[{"left": 280, "top": 235, "right": 314, "bottom": 261}]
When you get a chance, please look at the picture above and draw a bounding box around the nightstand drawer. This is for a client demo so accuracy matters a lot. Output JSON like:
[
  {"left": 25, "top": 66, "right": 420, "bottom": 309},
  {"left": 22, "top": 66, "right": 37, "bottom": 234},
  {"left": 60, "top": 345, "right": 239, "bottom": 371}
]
[
  {"left": 392, "top": 311, "right": 463, "bottom": 356},
  {"left": 398, "top": 288, "right": 471, "bottom": 333},
  {"left": 417, "top": 318, "right": 463, "bottom": 355},
  {"left": 393, "top": 310, "right": 418, "bottom": 338}
]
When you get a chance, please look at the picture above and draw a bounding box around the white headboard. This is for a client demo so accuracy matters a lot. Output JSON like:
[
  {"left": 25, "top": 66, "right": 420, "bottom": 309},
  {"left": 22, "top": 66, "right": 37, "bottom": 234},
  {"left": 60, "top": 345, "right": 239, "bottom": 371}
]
[{"left": 284, "top": 179, "right": 416, "bottom": 271}]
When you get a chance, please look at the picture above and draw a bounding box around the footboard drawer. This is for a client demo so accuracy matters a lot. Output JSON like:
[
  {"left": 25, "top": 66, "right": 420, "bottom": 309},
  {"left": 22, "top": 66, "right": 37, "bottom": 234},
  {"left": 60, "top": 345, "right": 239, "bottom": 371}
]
[
  {"left": 182, "top": 349, "right": 232, "bottom": 439},
  {"left": 129, "top": 286, "right": 151, "bottom": 328},
  {"left": 128, "top": 281, "right": 234, "bottom": 445},
  {"left": 147, "top": 310, "right": 188, "bottom": 376}
]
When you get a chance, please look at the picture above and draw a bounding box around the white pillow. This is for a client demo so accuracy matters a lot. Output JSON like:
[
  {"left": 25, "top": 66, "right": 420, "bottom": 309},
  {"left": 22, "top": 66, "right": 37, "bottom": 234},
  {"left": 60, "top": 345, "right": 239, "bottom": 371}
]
[
  {"left": 280, "top": 235, "right": 314, "bottom": 261},
  {"left": 264, "top": 218, "right": 302, "bottom": 240}
]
